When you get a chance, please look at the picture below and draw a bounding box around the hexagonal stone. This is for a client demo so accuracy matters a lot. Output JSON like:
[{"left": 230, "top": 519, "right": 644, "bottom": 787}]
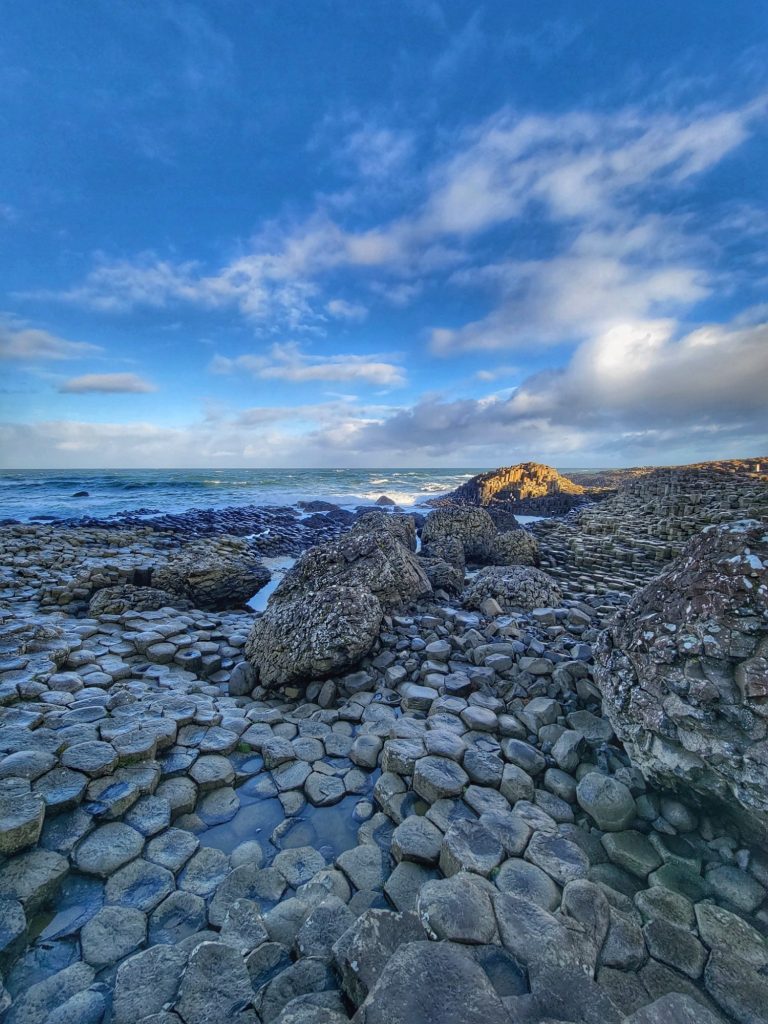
[
  {"left": 261, "top": 736, "right": 295, "bottom": 769},
  {"left": 462, "top": 749, "right": 504, "bottom": 787},
  {"left": 0, "top": 778, "right": 44, "bottom": 855},
  {"left": 460, "top": 706, "right": 498, "bottom": 732},
  {"left": 332, "top": 908, "right": 425, "bottom": 1007},
  {"left": 350, "top": 735, "right": 383, "bottom": 770},
  {"left": 105, "top": 857, "right": 175, "bottom": 912},
  {"left": 3, "top": 962, "right": 95, "bottom": 1024},
  {"left": 146, "top": 828, "right": 200, "bottom": 873},
  {"left": 197, "top": 786, "right": 240, "bottom": 825},
  {"left": 382, "top": 738, "right": 426, "bottom": 776},
  {"left": 0, "top": 897, "right": 26, "bottom": 967},
  {"left": 156, "top": 776, "right": 198, "bottom": 817},
  {"left": 634, "top": 885, "right": 694, "bottom": 928},
  {"left": 576, "top": 773, "right": 635, "bottom": 832},
  {"left": 501, "top": 739, "right": 546, "bottom": 777},
  {"left": 704, "top": 947, "right": 768, "bottom": 1024},
  {"left": 178, "top": 847, "right": 230, "bottom": 897},
  {"left": 112, "top": 728, "right": 158, "bottom": 763},
  {"left": 257, "top": 956, "right": 336, "bottom": 1023},
  {"left": 124, "top": 794, "right": 172, "bottom": 836},
  {"left": 440, "top": 818, "right": 504, "bottom": 877},
  {"left": 413, "top": 756, "right": 468, "bottom": 804},
  {"left": 524, "top": 830, "right": 590, "bottom": 885},
  {"left": 273, "top": 846, "right": 326, "bottom": 888},
  {"left": 705, "top": 864, "right": 765, "bottom": 913},
  {"left": 499, "top": 763, "right": 535, "bottom": 805},
  {"left": 479, "top": 810, "right": 531, "bottom": 857},
  {"left": 625, "top": 992, "right": 725, "bottom": 1024},
  {"left": 463, "top": 784, "right": 510, "bottom": 817},
  {"left": 33, "top": 767, "right": 88, "bottom": 813},
  {"left": 271, "top": 759, "right": 311, "bottom": 792},
  {"left": 350, "top": 938, "right": 511, "bottom": 1024},
  {"left": 189, "top": 755, "right": 235, "bottom": 791},
  {"left": 0, "top": 847, "right": 68, "bottom": 914},
  {"left": 601, "top": 830, "right": 662, "bottom": 879},
  {"left": 391, "top": 815, "right": 443, "bottom": 866},
  {"left": 336, "top": 845, "right": 389, "bottom": 892},
  {"left": 73, "top": 822, "right": 145, "bottom": 877},
  {"left": 112, "top": 944, "right": 188, "bottom": 1024},
  {"left": 84, "top": 775, "right": 139, "bottom": 819},
  {"left": 60, "top": 741, "right": 117, "bottom": 777},
  {"left": 208, "top": 864, "right": 285, "bottom": 927},
  {"left": 304, "top": 772, "right": 345, "bottom": 807},
  {"left": 245, "top": 941, "right": 292, "bottom": 991},
  {"left": 648, "top": 863, "right": 712, "bottom": 903},
  {"left": 494, "top": 857, "right": 560, "bottom": 911},
  {"left": 0, "top": 750, "right": 56, "bottom": 781},
  {"left": 643, "top": 918, "right": 707, "bottom": 978},
  {"left": 295, "top": 895, "right": 355, "bottom": 959},
  {"left": 384, "top": 861, "right": 440, "bottom": 913},
  {"left": 418, "top": 873, "right": 498, "bottom": 946},
  {"left": 80, "top": 905, "right": 147, "bottom": 967},
  {"left": 149, "top": 889, "right": 207, "bottom": 945},
  {"left": 695, "top": 902, "right": 768, "bottom": 967}
]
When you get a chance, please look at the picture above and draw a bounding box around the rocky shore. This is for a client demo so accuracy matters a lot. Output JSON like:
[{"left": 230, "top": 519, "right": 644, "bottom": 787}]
[{"left": 0, "top": 459, "right": 767, "bottom": 1024}]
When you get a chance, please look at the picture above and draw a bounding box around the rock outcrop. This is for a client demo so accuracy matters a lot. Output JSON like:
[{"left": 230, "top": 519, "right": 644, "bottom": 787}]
[
  {"left": 596, "top": 519, "right": 768, "bottom": 841},
  {"left": 153, "top": 536, "right": 271, "bottom": 610},
  {"left": 442, "top": 462, "right": 585, "bottom": 515},
  {"left": 422, "top": 506, "right": 540, "bottom": 568},
  {"left": 88, "top": 584, "right": 184, "bottom": 616},
  {"left": 246, "top": 515, "right": 430, "bottom": 687},
  {"left": 463, "top": 565, "right": 563, "bottom": 612}
]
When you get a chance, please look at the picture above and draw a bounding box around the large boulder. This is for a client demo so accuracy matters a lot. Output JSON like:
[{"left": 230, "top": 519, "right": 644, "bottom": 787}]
[
  {"left": 245, "top": 584, "right": 383, "bottom": 688},
  {"left": 153, "top": 536, "right": 271, "bottom": 610},
  {"left": 422, "top": 506, "right": 497, "bottom": 563},
  {"left": 488, "top": 529, "right": 540, "bottom": 567},
  {"left": 272, "top": 519, "right": 431, "bottom": 610},
  {"left": 463, "top": 565, "right": 563, "bottom": 612},
  {"left": 595, "top": 520, "right": 768, "bottom": 842}
]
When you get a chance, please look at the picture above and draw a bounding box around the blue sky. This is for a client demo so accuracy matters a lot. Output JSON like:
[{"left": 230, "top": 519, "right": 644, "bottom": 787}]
[{"left": 1, "top": 0, "right": 767, "bottom": 468}]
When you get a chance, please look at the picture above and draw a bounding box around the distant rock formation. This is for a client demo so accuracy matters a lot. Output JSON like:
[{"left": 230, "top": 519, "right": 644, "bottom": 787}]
[{"left": 439, "top": 462, "right": 586, "bottom": 516}]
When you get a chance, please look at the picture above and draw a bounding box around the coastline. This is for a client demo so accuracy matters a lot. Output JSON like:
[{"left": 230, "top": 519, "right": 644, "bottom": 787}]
[{"left": 0, "top": 458, "right": 766, "bottom": 1022}]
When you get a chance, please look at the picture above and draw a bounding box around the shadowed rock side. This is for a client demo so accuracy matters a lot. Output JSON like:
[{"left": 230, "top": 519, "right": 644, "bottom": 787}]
[
  {"left": 596, "top": 519, "right": 768, "bottom": 842},
  {"left": 153, "top": 536, "right": 271, "bottom": 610}
]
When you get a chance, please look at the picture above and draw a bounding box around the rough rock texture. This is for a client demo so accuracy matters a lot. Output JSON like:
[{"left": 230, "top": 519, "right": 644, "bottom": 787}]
[
  {"left": 463, "top": 565, "right": 563, "bottom": 612},
  {"left": 421, "top": 506, "right": 497, "bottom": 563},
  {"left": 154, "top": 536, "right": 271, "bottom": 610},
  {"left": 444, "top": 461, "right": 585, "bottom": 515},
  {"left": 245, "top": 584, "right": 383, "bottom": 688},
  {"left": 596, "top": 519, "right": 768, "bottom": 841},
  {"left": 488, "top": 529, "right": 541, "bottom": 567},
  {"left": 88, "top": 584, "right": 182, "bottom": 616},
  {"left": 273, "top": 519, "right": 430, "bottom": 610}
]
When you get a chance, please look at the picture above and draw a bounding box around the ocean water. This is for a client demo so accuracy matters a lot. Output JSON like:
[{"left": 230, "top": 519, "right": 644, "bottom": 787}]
[{"left": 0, "top": 468, "right": 486, "bottom": 522}]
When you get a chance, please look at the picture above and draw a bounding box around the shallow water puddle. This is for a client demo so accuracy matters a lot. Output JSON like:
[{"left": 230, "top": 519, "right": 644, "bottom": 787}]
[{"left": 247, "top": 556, "right": 296, "bottom": 612}]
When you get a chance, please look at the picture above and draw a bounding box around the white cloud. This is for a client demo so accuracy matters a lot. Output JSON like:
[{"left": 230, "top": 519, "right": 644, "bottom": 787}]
[
  {"left": 326, "top": 298, "right": 368, "bottom": 321},
  {"left": 58, "top": 372, "right": 157, "bottom": 394},
  {"left": 0, "top": 322, "right": 101, "bottom": 361},
  {"left": 209, "top": 342, "right": 406, "bottom": 388}
]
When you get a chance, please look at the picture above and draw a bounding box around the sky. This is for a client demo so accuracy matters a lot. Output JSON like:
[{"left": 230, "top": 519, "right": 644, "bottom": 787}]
[{"left": 1, "top": 0, "right": 767, "bottom": 469}]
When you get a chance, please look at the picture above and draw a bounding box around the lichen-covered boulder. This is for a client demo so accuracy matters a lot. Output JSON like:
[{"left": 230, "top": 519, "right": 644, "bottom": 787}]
[
  {"left": 595, "top": 520, "right": 768, "bottom": 842},
  {"left": 418, "top": 556, "right": 464, "bottom": 595},
  {"left": 153, "top": 536, "right": 271, "bottom": 610},
  {"left": 488, "top": 529, "right": 540, "bottom": 567},
  {"left": 463, "top": 565, "right": 562, "bottom": 612},
  {"left": 245, "top": 584, "right": 383, "bottom": 687},
  {"left": 353, "top": 510, "right": 417, "bottom": 552},
  {"left": 272, "top": 523, "right": 431, "bottom": 610},
  {"left": 422, "top": 506, "right": 497, "bottom": 563},
  {"left": 89, "top": 584, "right": 183, "bottom": 616}
]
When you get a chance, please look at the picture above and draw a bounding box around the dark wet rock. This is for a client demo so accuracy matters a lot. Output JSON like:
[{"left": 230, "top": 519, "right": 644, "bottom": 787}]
[
  {"left": 149, "top": 889, "right": 207, "bottom": 945},
  {"left": 154, "top": 535, "right": 271, "bottom": 610},
  {"left": 576, "top": 772, "right": 636, "bottom": 831},
  {"left": 0, "top": 848, "right": 68, "bottom": 914},
  {"left": 596, "top": 519, "right": 768, "bottom": 841},
  {"left": 494, "top": 856, "right": 560, "bottom": 910},
  {"left": 73, "top": 822, "right": 144, "bottom": 877},
  {"left": 258, "top": 957, "right": 336, "bottom": 1023},
  {"left": 704, "top": 946, "right": 768, "bottom": 1023},
  {"left": 332, "top": 908, "right": 424, "bottom": 1007},
  {"left": 295, "top": 896, "right": 355, "bottom": 958},
  {"left": 4, "top": 961, "right": 94, "bottom": 1024},
  {"left": 422, "top": 505, "right": 498, "bottom": 563},
  {"left": 625, "top": 992, "right": 726, "bottom": 1024},
  {"left": 529, "top": 962, "right": 623, "bottom": 1024},
  {"left": 488, "top": 528, "right": 541, "bottom": 567},
  {"left": 350, "top": 939, "right": 512, "bottom": 1024}
]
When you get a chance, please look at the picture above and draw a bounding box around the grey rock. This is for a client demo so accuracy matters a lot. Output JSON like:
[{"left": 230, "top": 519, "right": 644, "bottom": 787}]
[
  {"left": 332, "top": 908, "right": 424, "bottom": 1007},
  {"left": 174, "top": 940, "right": 256, "bottom": 1024},
  {"left": 417, "top": 872, "right": 497, "bottom": 944},
  {"left": 576, "top": 772, "right": 636, "bottom": 831}
]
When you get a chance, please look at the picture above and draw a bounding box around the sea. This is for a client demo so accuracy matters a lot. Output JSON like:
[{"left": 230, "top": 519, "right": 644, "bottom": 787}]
[{"left": 0, "top": 467, "right": 599, "bottom": 523}]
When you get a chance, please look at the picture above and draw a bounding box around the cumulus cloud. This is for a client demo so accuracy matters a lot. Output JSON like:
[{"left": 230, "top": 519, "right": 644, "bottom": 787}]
[
  {"left": 58, "top": 373, "right": 157, "bottom": 394},
  {"left": 210, "top": 342, "right": 406, "bottom": 388},
  {"left": 0, "top": 323, "right": 101, "bottom": 361}
]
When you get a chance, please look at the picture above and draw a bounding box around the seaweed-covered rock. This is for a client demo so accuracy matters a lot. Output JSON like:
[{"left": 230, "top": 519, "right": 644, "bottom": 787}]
[
  {"left": 153, "top": 536, "right": 271, "bottom": 610},
  {"left": 245, "top": 584, "right": 383, "bottom": 688},
  {"left": 596, "top": 520, "right": 768, "bottom": 842},
  {"left": 463, "top": 565, "right": 563, "bottom": 612}
]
